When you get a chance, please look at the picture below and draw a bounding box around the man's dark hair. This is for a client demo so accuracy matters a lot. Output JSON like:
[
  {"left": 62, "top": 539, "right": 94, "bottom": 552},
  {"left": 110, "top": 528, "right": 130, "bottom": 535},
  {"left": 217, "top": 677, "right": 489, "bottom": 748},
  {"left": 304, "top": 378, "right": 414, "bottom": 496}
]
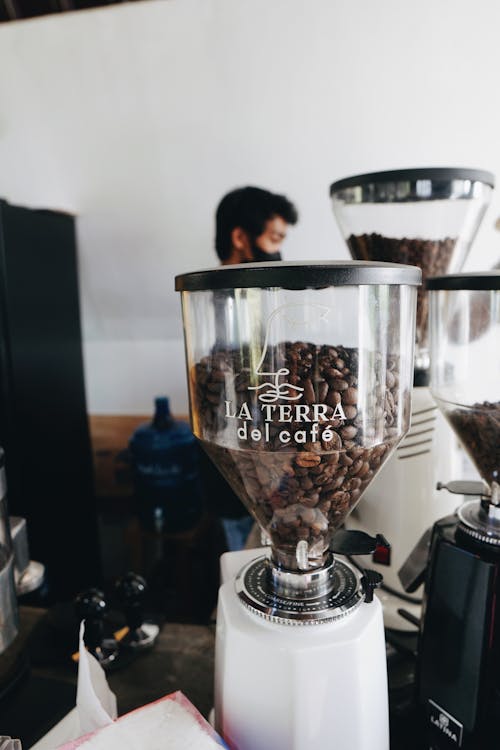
[{"left": 215, "top": 186, "right": 298, "bottom": 261}]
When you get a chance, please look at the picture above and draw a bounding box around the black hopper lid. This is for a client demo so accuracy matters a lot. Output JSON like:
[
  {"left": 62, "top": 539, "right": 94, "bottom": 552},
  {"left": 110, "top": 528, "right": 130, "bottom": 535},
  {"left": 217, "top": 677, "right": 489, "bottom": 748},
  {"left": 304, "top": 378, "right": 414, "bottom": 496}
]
[{"left": 175, "top": 260, "right": 422, "bottom": 292}]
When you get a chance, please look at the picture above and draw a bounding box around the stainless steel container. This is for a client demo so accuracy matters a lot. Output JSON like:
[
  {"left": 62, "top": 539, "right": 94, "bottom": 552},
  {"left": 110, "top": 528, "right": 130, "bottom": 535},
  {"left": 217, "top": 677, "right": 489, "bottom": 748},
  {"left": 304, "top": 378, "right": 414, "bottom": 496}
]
[{"left": 0, "top": 448, "right": 19, "bottom": 654}]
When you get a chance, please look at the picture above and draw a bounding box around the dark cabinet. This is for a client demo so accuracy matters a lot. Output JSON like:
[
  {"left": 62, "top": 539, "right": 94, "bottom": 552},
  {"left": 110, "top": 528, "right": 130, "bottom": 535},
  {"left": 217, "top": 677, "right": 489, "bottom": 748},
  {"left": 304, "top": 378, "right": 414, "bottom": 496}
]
[{"left": 0, "top": 199, "right": 101, "bottom": 600}]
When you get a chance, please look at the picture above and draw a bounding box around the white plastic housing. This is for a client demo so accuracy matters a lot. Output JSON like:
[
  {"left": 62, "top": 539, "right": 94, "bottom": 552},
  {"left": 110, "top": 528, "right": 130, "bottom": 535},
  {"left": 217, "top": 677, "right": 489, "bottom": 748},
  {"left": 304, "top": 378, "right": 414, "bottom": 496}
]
[{"left": 215, "top": 549, "right": 389, "bottom": 750}]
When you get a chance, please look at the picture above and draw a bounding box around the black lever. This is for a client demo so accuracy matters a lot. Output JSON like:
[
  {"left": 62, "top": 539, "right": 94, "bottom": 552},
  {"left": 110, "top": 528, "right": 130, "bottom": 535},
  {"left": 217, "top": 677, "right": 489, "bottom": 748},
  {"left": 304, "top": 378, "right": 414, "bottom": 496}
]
[
  {"left": 330, "top": 529, "right": 390, "bottom": 557},
  {"left": 329, "top": 530, "right": 388, "bottom": 605},
  {"left": 398, "top": 527, "right": 433, "bottom": 593},
  {"left": 361, "top": 569, "right": 383, "bottom": 603}
]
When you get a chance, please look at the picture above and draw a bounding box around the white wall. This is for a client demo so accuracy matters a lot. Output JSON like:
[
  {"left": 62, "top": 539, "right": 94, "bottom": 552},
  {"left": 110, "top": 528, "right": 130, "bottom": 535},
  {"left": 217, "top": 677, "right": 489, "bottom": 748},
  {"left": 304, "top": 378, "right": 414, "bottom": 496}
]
[{"left": 0, "top": 0, "right": 499, "bottom": 415}]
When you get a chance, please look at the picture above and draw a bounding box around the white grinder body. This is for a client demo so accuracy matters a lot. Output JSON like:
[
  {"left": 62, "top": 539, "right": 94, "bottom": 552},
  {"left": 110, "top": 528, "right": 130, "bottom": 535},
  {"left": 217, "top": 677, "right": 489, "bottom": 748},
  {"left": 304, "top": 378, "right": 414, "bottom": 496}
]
[{"left": 214, "top": 548, "right": 389, "bottom": 750}]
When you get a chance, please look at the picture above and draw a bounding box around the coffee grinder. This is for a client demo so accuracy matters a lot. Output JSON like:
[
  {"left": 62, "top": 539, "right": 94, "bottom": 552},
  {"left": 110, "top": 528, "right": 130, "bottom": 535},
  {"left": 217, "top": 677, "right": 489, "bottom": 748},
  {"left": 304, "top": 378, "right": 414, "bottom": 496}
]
[
  {"left": 406, "top": 272, "right": 500, "bottom": 749},
  {"left": 330, "top": 168, "right": 494, "bottom": 629},
  {"left": 175, "top": 261, "right": 420, "bottom": 750}
]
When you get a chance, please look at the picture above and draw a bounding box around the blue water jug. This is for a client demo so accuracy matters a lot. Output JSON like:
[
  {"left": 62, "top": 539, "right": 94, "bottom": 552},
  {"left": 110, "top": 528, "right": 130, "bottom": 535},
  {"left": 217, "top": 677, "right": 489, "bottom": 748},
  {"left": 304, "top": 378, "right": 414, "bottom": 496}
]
[{"left": 128, "top": 397, "right": 203, "bottom": 533}]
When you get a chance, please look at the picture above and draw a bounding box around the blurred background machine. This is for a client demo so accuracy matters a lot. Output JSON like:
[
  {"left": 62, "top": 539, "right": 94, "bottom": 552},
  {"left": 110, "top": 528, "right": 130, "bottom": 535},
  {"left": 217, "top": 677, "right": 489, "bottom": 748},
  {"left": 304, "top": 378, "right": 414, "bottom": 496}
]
[{"left": 0, "top": 199, "right": 100, "bottom": 601}]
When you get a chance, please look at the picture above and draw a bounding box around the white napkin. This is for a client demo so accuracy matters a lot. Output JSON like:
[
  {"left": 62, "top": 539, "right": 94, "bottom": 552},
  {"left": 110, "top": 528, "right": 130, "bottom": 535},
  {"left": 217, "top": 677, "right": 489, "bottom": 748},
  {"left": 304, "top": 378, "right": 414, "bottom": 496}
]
[
  {"left": 29, "top": 621, "right": 117, "bottom": 749},
  {"left": 0, "top": 738, "right": 22, "bottom": 750},
  {"left": 76, "top": 622, "right": 117, "bottom": 734}
]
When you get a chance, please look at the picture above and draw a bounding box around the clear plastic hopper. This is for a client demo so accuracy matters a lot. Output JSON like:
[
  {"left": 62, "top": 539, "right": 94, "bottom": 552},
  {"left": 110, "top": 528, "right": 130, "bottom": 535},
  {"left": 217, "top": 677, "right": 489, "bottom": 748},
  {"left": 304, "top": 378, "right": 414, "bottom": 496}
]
[
  {"left": 330, "top": 168, "right": 494, "bottom": 376},
  {"left": 428, "top": 272, "right": 500, "bottom": 503},
  {"left": 176, "top": 262, "right": 420, "bottom": 574}
]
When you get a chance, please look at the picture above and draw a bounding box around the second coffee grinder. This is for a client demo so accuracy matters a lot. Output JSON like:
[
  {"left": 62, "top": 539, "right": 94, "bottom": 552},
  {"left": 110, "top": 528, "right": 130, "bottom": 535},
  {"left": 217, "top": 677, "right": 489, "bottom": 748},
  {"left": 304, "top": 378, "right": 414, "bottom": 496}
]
[
  {"left": 404, "top": 272, "right": 500, "bottom": 749},
  {"left": 330, "top": 168, "right": 494, "bottom": 629}
]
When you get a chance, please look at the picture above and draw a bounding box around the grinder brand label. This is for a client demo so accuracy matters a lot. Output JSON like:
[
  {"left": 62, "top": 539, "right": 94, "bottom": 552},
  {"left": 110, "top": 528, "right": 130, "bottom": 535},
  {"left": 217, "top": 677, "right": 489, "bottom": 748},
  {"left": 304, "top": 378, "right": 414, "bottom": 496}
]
[
  {"left": 428, "top": 700, "right": 463, "bottom": 747},
  {"left": 224, "top": 397, "right": 346, "bottom": 446}
]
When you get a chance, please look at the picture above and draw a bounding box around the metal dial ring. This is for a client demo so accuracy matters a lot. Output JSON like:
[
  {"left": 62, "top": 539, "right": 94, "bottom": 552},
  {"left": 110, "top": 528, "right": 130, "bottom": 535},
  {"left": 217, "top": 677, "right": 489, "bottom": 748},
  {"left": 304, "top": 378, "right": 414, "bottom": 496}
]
[
  {"left": 458, "top": 500, "right": 500, "bottom": 546},
  {"left": 235, "top": 557, "right": 364, "bottom": 625}
]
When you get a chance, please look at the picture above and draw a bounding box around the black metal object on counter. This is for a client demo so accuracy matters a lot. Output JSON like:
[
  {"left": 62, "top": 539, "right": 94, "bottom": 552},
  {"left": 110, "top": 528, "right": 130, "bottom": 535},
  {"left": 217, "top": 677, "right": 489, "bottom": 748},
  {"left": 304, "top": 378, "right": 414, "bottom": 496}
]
[{"left": 74, "top": 588, "right": 119, "bottom": 668}]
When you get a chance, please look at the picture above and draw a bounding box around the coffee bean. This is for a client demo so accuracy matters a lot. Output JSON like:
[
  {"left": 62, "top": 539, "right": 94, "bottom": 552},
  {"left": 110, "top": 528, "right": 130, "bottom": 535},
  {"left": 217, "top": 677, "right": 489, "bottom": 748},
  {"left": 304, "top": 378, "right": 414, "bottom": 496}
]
[
  {"left": 343, "top": 405, "right": 357, "bottom": 420},
  {"left": 330, "top": 474, "right": 346, "bottom": 490},
  {"left": 340, "top": 453, "right": 353, "bottom": 467},
  {"left": 358, "top": 462, "right": 371, "bottom": 478},
  {"left": 309, "top": 463, "right": 325, "bottom": 475},
  {"left": 345, "top": 477, "right": 362, "bottom": 491},
  {"left": 324, "top": 367, "right": 341, "bottom": 380},
  {"left": 331, "top": 378, "right": 349, "bottom": 392},
  {"left": 326, "top": 389, "right": 342, "bottom": 407},
  {"left": 313, "top": 473, "right": 331, "bottom": 486},
  {"left": 350, "top": 489, "right": 361, "bottom": 503},
  {"left": 341, "top": 425, "right": 358, "bottom": 440},
  {"left": 343, "top": 387, "right": 358, "bottom": 405},
  {"left": 350, "top": 458, "right": 364, "bottom": 475},
  {"left": 318, "top": 499, "right": 332, "bottom": 513},
  {"left": 349, "top": 446, "right": 365, "bottom": 459},
  {"left": 295, "top": 452, "right": 321, "bottom": 468},
  {"left": 301, "top": 493, "right": 320, "bottom": 507}
]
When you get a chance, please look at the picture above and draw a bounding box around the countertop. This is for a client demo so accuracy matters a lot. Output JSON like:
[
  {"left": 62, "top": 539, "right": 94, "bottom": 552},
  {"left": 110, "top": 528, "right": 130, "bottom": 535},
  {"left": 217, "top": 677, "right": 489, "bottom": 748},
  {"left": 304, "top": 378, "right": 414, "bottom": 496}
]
[{"left": 0, "top": 606, "right": 425, "bottom": 749}]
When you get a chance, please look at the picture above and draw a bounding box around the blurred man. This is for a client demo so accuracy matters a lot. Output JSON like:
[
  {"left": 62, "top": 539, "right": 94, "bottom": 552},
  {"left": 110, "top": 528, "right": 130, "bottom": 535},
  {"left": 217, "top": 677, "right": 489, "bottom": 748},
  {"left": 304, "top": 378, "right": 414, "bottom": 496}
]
[
  {"left": 202, "top": 186, "right": 298, "bottom": 552},
  {"left": 215, "top": 186, "right": 298, "bottom": 265}
]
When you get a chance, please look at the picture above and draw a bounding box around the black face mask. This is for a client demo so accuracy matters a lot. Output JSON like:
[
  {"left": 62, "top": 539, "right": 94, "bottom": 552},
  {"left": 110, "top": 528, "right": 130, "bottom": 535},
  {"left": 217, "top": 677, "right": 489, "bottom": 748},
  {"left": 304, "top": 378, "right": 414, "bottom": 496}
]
[{"left": 251, "top": 246, "right": 282, "bottom": 263}]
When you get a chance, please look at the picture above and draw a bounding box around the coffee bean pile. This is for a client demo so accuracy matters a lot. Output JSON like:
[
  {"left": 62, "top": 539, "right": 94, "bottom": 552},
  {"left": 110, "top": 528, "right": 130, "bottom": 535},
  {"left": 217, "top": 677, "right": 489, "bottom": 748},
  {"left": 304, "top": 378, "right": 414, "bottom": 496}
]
[
  {"left": 347, "top": 233, "right": 456, "bottom": 346},
  {"left": 448, "top": 401, "right": 500, "bottom": 487},
  {"left": 193, "top": 341, "right": 404, "bottom": 569},
  {"left": 203, "top": 439, "right": 395, "bottom": 569}
]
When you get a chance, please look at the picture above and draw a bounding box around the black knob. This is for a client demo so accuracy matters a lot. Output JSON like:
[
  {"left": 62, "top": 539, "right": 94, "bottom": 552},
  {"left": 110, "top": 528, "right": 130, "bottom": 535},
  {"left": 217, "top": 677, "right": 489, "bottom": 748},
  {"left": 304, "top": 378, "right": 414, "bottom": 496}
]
[
  {"left": 361, "top": 569, "right": 383, "bottom": 604},
  {"left": 75, "top": 588, "right": 106, "bottom": 650},
  {"left": 115, "top": 572, "right": 158, "bottom": 650},
  {"left": 115, "top": 572, "right": 147, "bottom": 631}
]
